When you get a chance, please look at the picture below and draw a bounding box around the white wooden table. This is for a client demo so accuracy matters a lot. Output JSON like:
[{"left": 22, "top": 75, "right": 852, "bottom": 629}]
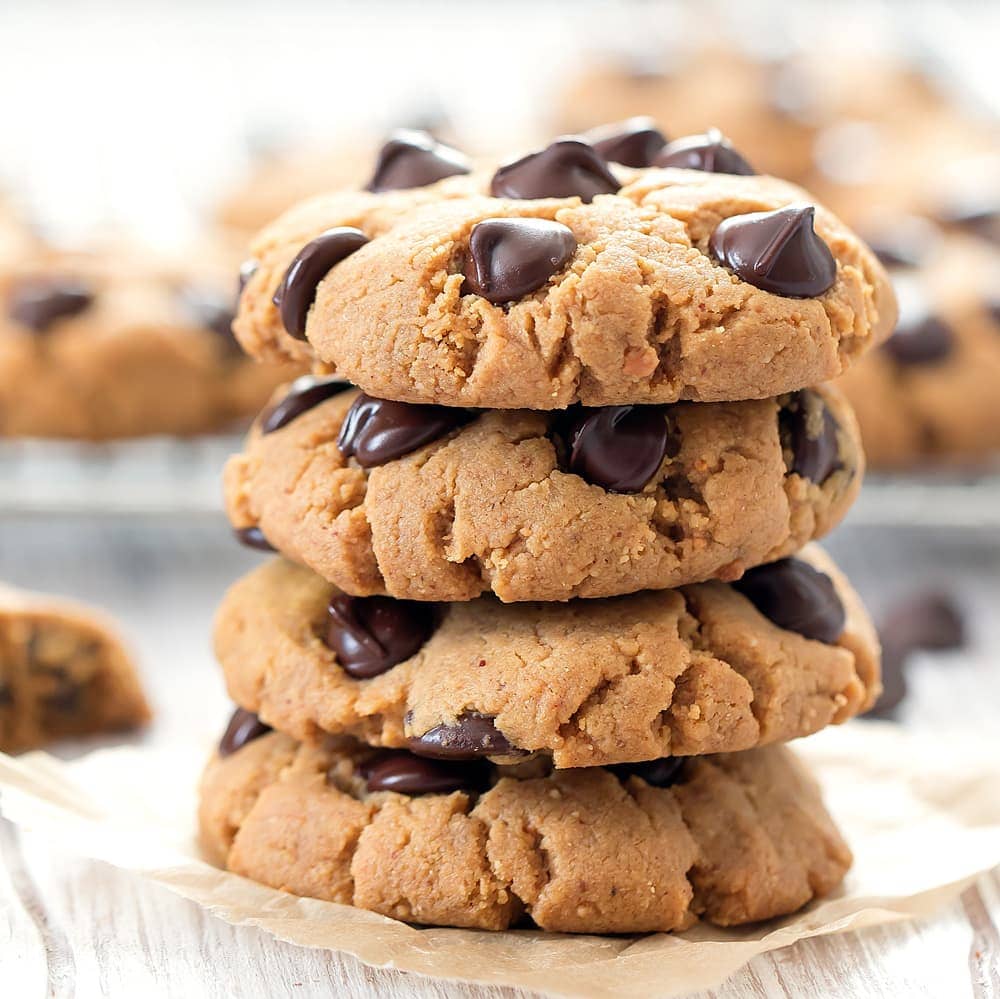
[{"left": 1, "top": 514, "right": 999, "bottom": 997}]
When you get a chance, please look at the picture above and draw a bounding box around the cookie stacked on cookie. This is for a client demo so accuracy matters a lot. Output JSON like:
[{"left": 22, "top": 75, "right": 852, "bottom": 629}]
[{"left": 199, "top": 128, "right": 894, "bottom": 934}]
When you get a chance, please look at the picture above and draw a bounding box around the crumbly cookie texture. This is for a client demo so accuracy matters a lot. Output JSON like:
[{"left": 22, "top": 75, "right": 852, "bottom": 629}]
[
  {"left": 225, "top": 383, "right": 862, "bottom": 601},
  {"left": 199, "top": 732, "right": 851, "bottom": 934},
  {"left": 234, "top": 169, "right": 895, "bottom": 407},
  {"left": 0, "top": 248, "right": 304, "bottom": 440},
  {"left": 0, "top": 583, "right": 150, "bottom": 753},
  {"left": 213, "top": 545, "right": 880, "bottom": 768}
]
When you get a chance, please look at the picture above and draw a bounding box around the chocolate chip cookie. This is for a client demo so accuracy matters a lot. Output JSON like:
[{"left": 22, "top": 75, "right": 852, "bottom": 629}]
[
  {"left": 225, "top": 379, "right": 862, "bottom": 601},
  {"left": 199, "top": 727, "right": 850, "bottom": 934},
  {"left": 213, "top": 545, "right": 880, "bottom": 768},
  {"left": 0, "top": 583, "right": 150, "bottom": 753}
]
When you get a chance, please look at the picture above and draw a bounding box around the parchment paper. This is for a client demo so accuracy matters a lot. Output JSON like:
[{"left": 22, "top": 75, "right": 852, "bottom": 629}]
[{"left": 1, "top": 722, "right": 998, "bottom": 998}]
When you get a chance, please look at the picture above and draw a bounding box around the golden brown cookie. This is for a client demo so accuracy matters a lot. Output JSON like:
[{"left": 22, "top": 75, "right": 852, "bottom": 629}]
[
  {"left": 199, "top": 727, "right": 851, "bottom": 934},
  {"left": 226, "top": 380, "right": 862, "bottom": 601},
  {"left": 213, "top": 545, "right": 880, "bottom": 769},
  {"left": 0, "top": 583, "right": 150, "bottom": 753}
]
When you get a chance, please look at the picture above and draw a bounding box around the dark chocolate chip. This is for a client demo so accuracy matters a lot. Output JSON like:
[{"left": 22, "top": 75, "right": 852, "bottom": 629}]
[
  {"left": 42, "top": 670, "right": 81, "bottom": 713},
  {"left": 219, "top": 708, "right": 272, "bottom": 757},
  {"left": 273, "top": 227, "right": 369, "bottom": 339},
  {"left": 882, "top": 311, "right": 955, "bottom": 366},
  {"left": 178, "top": 286, "right": 237, "bottom": 343},
  {"left": 238, "top": 259, "right": 259, "bottom": 296},
  {"left": 585, "top": 118, "right": 668, "bottom": 168},
  {"left": 709, "top": 204, "right": 837, "bottom": 298},
  {"left": 864, "top": 216, "right": 938, "bottom": 270},
  {"left": 8, "top": 276, "right": 94, "bottom": 332},
  {"left": 490, "top": 139, "right": 619, "bottom": 203},
  {"left": 867, "top": 640, "right": 908, "bottom": 719},
  {"left": 653, "top": 128, "right": 755, "bottom": 175},
  {"left": 0, "top": 683, "right": 12, "bottom": 707},
  {"left": 463, "top": 218, "right": 576, "bottom": 304},
  {"left": 366, "top": 129, "right": 471, "bottom": 193},
  {"left": 326, "top": 594, "right": 436, "bottom": 679},
  {"left": 780, "top": 390, "right": 842, "bottom": 484},
  {"left": 337, "top": 393, "right": 473, "bottom": 467},
  {"left": 936, "top": 201, "right": 999, "bottom": 244},
  {"left": 408, "top": 713, "right": 525, "bottom": 760},
  {"left": 733, "top": 558, "right": 846, "bottom": 644},
  {"left": 234, "top": 526, "right": 276, "bottom": 552},
  {"left": 557, "top": 405, "right": 674, "bottom": 493},
  {"left": 359, "top": 750, "right": 488, "bottom": 795},
  {"left": 260, "top": 375, "right": 351, "bottom": 434},
  {"left": 987, "top": 296, "right": 1000, "bottom": 328},
  {"left": 609, "top": 756, "right": 686, "bottom": 788}
]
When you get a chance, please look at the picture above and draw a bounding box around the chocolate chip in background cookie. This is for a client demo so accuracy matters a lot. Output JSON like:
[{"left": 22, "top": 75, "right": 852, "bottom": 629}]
[
  {"left": 934, "top": 197, "right": 1000, "bottom": 245},
  {"left": 358, "top": 749, "right": 489, "bottom": 795},
  {"left": 490, "top": 138, "right": 620, "bottom": 202},
  {"left": 863, "top": 215, "right": 939, "bottom": 270},
  {"left": 732, "top": 558, "right": 846, "bottom": 644},
  {"left": 326, "top": 593, "right": 436, "bottom": 678},
  {"left": 177, "top": 285, "right": 239, "bottom": 349},
  {"left": 260, "top": 375, "right": 352, "bottom": 434},
  {"left": 8, "top": 276, "right": 94, "bottom": 332},
  {"left": 653, "top": 128, "right": 756, "bottom": 175},
  {"left": 233, "top": 526, "right": 276, "bottom": 552},
  {"left": 337, "top": 393, "right": 474, "bottom": 466},
  {"left": 273, "top": 227, "right": 369, "bottom": 339},
  {"left": 219, "top": 707, "right": 272, "bottom": 757},
  {"left": 584, "top": 117, "right": 668, "bottom": 168},
  {"left": 779, "top": 390, "right": 842, "bottom": 484},
  {"left": 709, "top": 204, "right": 837, "bottom": 298},
  {"left": 0, "top": 682, "right": 13, "bottom": 707},
  {"left": 366, "top": 129, "right": 471, "bottom": 192},
  {"left": 881, "top": 284, "right": 955, "bottom": 366},
  {"left": 408, "top": 712, "right": 526, "bottom": 760},
  {"left": 462, "top": 218, "right": 577, "bottom": 304},
  {"left": 608, "top": 756, "right": 687, "bottom": 788},
  {"left": 555, "top": 405, "right": 677, "bottom": 493}
]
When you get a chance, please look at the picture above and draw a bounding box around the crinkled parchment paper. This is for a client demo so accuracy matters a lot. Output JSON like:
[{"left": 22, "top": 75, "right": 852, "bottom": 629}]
[{"left": 1, "top": 723, "right": 997, "bottom": 998}]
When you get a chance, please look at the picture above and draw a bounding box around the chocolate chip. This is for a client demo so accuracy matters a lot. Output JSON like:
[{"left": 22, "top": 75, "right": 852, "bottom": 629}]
[
  {"left": 585, "top": 118, "right": 668, "bottom": 168},
  {"left": 709, "top": 204, "right": 837, "bottom": 298},
  {"left": 359, "top": 750, "right": 488, "bottom": 795},
  {"left": 260, "top": 375, "right": 351, "bottom": 434},
  {"left": 653, "top": 129, "right": 755, "bottom": 175},
  {"left": 178, "top": 286, "right": 237, "bottom": 343},
  {"left": 780, "top": 390, "right": 842, "bottom": 484},
  {"left": 42, "top": 670, "right": 81, "bottom": 713},
  {"left": 0, "top": 683, "right": 12, "bottom": 707},
  {"left": 733, "top": 558, "right": 846, "bottom": 644},
  {"left": 273, "top": 227, "right": 369, "bottom": 339},
  {"left": 609, "top": 756, "right": 686, "bottom": 788},
  {"left": 8, "top": 276, "right": 94, "bottom": 332},
  {"left": 463, "top": 218, "right": 576, "bottom": 304},
  {"left": 366, "top": 129, "right": 471, "bottom": 192},
  {"left": 337, "top": 393, "right": 473, "bottom": 467},
  {"left": 882, "top": 311, "right": 955, "bottom": 366},
  {"left": 326, "top": 594, "right": 436, "bottom": 679},
  {"left": 238, "top": 259, "right": 259, "bottom": 296},
  {"left": 987, "top": 296, "right": 1000, "bottom": 328},
  {"left": 490, "top": 139, "right": 619, "bottom": 202},
  {"left": 234, "top": 526, "right": 276, "bottom": 552},
  {"left": 864, "top": 216, "right": 938, "bottom": 270},
  {"left": 218, "top": 708, "right": 272, "bottom": 757},
  {"left": 556, "top": 405, "right": 675, "bottom": 493},
  {"left": 408, "top": 713, "right": 525, "bottom": 760},
  {"left": 936, "top": 201, "right": 999, "bottom": 244}
]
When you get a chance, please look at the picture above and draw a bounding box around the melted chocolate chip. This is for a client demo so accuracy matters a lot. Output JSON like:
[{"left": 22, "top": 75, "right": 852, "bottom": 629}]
[
  {"left": 490, "top": 139, "right": 619, "bottom": 203},
  {"left": 609, "top": 756, "right": 686, "bottom": 788},
  {"left": 326, "top": 594, "right": 436, "bottom": 678},
  {"left": 234, "top": 526, "right": 276, "bottom": 552},
  {"left": 273, "top": 227, "right": 369, "bottom": 339},
  {"left": 260, "top": 375, "right": 351, "bottom": 434},
  {"left": 337, "top": 393, "right": 473, "bottom": 467},
  {"left": 408, "top": 713, "right": 524, "bottom": 760},
  {"left": 238, "top": 259, "right": 259, "bottom": 296},
  {"left": 8, "top": 276, "right": 94, "bottom": 332},
  {"left": 557, "top": 406, "right": 675, "bottom": 493},
  {"left": 463, "top": 218, "right": 576, "bottom": 304},
  {"left": 585, "top": 118, "right": 668, "bottom": 168},
  {"left": 882, "top": 311, "right": 955, "bottom": 366},
  {"left": 709, "top": 204, "right": 837, "bottom": 298},
  {"left": 219, "top": 708, "right": 272, "bottom": 757},
  {"left": 366, "top": 129, "right": 471, "bottom": 192},
  {"left": 733, "top": 558, "right": 846, "bottom": 644},
  {"left": 780, "top": 391, "right": 841, "bottom": 483},
  {"left": 653, "top": 128, "right": 755, "bottom": 175},
  {"left": 359, "top": 750, "right": 488, "bottom": 795}
]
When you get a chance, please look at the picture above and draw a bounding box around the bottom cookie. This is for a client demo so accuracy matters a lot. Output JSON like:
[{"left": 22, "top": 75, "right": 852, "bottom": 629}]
[{"left": 199, "top": 720, "right": 851, "bottom": 934}]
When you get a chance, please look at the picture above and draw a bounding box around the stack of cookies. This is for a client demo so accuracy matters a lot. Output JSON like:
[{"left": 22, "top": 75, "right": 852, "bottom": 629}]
[{"left": 199, "top": 126, "right": 895, "bottom": 934}]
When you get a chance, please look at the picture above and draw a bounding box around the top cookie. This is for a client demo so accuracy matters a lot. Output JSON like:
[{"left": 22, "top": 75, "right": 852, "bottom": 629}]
[{"left": 234, "top": 132, "right": 896, "bottom": 409}]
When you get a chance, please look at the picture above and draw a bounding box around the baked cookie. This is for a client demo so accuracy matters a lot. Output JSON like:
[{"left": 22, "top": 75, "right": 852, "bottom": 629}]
[
  {"left": 0, "top": 246, "right": 304, "bottom": 440},
  {"left": 235, "top": 144, "right": 895, "bottom": 408},
  {"left": 0, "top": 583, "right": 150, "bottom": 753},
  {"left": 225, "top": 379, "right": 862, "bottom": 601},
  {"left": 213, "top": 545, "right": 880, "bottom": 769},
  {"left": 199, "top": 727, "right": 851, "bottom": 934}
]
